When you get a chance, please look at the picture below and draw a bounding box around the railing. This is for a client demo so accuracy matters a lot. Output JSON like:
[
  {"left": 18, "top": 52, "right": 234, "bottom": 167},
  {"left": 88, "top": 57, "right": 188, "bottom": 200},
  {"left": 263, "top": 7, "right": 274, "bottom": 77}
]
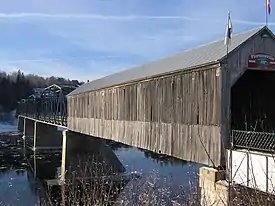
[
  {"left": 17, "top": 98, "right": 68, "bottom": 126},
  {"left": 232, "top": 129, "right": 275, "bottom": 153}
]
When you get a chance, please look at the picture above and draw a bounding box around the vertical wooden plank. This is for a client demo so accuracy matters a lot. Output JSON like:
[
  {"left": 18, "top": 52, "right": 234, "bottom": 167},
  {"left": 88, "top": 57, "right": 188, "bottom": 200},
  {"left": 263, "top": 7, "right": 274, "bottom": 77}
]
[
  {"left": 183, "top": 124, "right": 189, "bottom": 161},
  {"left": 117, "top": 89, "right": 121, "bottom": 121},
  {"left": 129, "top": 85, "right": 132, "bottom": 121},
  {"left": 199, "top": 71, "right": 204, "bottom": 125},
  {"left": 111, "top": 88, "right": 114, "bottom": 121},
  {"left": 204, "top": 71, "right": 209, "bottom": 125},
  {"left": 85, "top": 93, "right": 88, "bottom": 118},
  {"left": 210, "top": 69, "right": 215, "bottom": 125},
  {"left": 114, "top": 88, "right": 117, "bottom": 120},
  {"left": 216, "top": 67, "right": 221, "bottom": 125},
  {"left": 167, "top": 77, "right": 172, "bottom": 123},
  {"left": 159, "top": 78, "right": 163, "bottom": 123},
  {"left": 142, "top": 83, "right": 146, "bottom": 123},
  {"left": 181, "top": 75, "right": 186, "bottom": 124},
  {"left": 136, "top": 83, "right": 140, "bottom": 121},
  {"left": 194, "top": 72, "right": 199, "bottom": 125},
  {"left": 90, "top": 92, "right": 93, "bottom": 118},
  {"left": 133, "top": 84, "right": 137, "bottom": 121},
  {"left": 105, "top": 89, "right": 108, "bottom": 120},
  {"left": 175, "top": 76, "right": 180, "bottom": 124},
  {"left": 203, "top": 70, "right": 207, "bottom": 125},
  {"left": 156, "top": 79, "right": 161, "bottom": 152},
  {"left": 190, "top": 72, "right": 195, "bottom": 124},
  {"left": 206, "top": 70, "right": 212, "bottom": 125}
]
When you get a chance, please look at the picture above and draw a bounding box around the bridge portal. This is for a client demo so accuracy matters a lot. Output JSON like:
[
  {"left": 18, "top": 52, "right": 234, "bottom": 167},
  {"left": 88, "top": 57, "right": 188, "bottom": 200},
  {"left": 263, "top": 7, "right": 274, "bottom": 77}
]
[{"left": 232, "top": 69, "right": 275, "bottom": 133}]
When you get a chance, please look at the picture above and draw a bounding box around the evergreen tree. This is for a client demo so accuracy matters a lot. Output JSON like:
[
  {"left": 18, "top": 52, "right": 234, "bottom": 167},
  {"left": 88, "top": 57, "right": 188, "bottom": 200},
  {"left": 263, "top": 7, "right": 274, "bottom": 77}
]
[{"left": 0, "top": 69, "right": 80, "bottom": 111}]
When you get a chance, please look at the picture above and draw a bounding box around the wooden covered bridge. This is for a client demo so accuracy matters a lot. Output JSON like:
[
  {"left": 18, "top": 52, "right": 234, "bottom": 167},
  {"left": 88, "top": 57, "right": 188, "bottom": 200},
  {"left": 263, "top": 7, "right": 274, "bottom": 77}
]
[
  {"left": 17, "top": 26, "right": 275, "bottom": 168},
  {"left": 65, "top": 26, "right": 275, "bottom": 167}
]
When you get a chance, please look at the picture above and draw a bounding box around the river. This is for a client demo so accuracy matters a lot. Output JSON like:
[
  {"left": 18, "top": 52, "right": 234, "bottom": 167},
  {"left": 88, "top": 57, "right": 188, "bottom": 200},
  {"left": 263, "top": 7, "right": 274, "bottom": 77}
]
[{"left": 0, "top": 120, "right": 202, "bottom": 205}]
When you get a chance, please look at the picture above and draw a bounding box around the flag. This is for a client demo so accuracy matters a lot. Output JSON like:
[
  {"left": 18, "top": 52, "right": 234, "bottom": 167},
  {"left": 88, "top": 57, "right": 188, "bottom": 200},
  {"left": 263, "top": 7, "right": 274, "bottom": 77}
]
[
  {"left": 224, "top": 12, "right": 233, "bottom": 46},
  {"left": 267, "top": 0, "right": 271, "bottom": 15}
]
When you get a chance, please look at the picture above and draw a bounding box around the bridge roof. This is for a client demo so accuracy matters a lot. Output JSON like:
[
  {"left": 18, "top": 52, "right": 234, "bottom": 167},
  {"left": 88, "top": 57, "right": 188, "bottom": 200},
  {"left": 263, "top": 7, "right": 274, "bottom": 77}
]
[{"left": 69, "top": 26, "right": 268, "bottom": 96}]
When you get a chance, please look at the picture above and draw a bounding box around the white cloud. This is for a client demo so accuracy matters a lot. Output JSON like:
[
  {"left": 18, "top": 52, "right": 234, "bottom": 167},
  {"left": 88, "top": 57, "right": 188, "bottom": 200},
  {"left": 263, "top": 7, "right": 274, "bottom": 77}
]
[
  {"left": 0, "top": 12, "right": 273, "bottom": 26},
  {"left": 0, "top": 12, "right": 212, "bottom": 21}
]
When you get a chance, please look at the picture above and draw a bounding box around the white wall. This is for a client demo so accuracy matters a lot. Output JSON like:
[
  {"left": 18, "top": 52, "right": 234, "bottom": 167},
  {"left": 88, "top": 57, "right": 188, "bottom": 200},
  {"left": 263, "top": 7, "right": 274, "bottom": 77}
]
[{"left": 228, "top": 149, "right": 275, "bottom": 194}]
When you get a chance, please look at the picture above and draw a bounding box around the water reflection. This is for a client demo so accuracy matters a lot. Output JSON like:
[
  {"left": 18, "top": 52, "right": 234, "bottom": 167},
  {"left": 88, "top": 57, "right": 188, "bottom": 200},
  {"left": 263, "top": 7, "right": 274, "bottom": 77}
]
[
  {"left": 108, "top": 140, "right": 201, "bottom": 205},
  {"left": 107, "top": 140, "right": 188, "bottom": 166},
  {"left": 0, "top": 132, "right": 201, "bottom": 205},
  {"left": 0, "top": 134, "right": 45, "bottom": 205},
  {"left": 63, "top": 140, "right": 125, "bottom": 181},
  {"left": 24, "top": 150, "right": 63, "bottom": 205},
  {"left": 25, "top": 151, "right": 62, "bottom": 180},
  {"left": 140, "top": 148, "right": 188, "bottom": 166}
]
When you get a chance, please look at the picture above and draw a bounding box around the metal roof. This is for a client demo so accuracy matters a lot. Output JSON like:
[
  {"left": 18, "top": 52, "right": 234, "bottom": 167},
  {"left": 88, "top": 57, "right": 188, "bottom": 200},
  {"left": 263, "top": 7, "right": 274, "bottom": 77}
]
[{"left": 69, "top": 26, "right": 267, "bottom": 96}]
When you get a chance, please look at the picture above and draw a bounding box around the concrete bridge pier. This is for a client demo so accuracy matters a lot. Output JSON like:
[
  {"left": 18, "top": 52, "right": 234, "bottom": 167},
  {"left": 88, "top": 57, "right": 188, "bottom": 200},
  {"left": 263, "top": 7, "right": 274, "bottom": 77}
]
[
  {"left": 22, "top": 117, "right": 34, "bottom": 138},
  {"left": 199, "top": 167, "right": 228, "bottom": 206},
  {"left": 22, "top": 118, "right": 35, "bottom": 150},
  {"left": 33, "top": 122, "right": 63, "bottom": 151},
  {"left": 61, "top": 130, "right": 125, "bottom": 182}
]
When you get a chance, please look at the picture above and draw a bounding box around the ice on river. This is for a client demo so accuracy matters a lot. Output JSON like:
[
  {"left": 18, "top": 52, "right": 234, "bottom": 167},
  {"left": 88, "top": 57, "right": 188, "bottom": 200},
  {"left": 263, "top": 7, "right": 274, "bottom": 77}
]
[
  {"left": 0, "top": 111, "right": 18, "bottom": 134},
  {"left": 0, "top": 122, "right": 17, "bottom": 133}
]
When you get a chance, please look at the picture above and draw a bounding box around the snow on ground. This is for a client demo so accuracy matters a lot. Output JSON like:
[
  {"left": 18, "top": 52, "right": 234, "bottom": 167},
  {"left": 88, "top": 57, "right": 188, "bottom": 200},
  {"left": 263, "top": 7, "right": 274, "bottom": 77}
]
[
  {"left": 0, "top": 122, "right": 17, "bottom": 133},
  {"left": 0, "top": 111, "right": 18, "bottom": 133}
]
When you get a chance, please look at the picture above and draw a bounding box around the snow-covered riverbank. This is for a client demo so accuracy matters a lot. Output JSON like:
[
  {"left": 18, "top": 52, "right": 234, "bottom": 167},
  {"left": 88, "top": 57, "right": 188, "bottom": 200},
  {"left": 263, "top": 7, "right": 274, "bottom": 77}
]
[
  {"left": 0, "top": 111, "right": 18, "bottom": 133},
  {"left": 0, "top": 122, "right": 17, "bottom": 133}
]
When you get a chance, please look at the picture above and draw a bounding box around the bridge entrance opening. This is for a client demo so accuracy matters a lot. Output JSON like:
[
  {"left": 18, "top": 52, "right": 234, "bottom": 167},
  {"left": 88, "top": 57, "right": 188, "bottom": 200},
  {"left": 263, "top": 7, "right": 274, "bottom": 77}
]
[{"left": 231, "top": 69, "right": 275, "bottom": 133}]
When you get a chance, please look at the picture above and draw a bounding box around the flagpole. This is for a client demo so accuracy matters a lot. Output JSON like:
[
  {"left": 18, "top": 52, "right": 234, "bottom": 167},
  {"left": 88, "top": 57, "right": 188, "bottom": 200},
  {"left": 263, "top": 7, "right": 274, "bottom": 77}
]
[
  {"left": 225, "top": 10, "right": 232, "bottom": 205},
  {"left": 266, "top": 0, "right": 268, "bottom": 26},
  {"left": 226, "top": 11, "right": 230, "bottom": 63}
]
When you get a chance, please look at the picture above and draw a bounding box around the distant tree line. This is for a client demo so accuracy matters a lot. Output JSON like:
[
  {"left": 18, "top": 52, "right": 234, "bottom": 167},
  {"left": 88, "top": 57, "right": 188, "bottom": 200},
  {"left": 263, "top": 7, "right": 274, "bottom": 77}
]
[{"left": 0, "top": 70, "right": 83, "bottom": 111}]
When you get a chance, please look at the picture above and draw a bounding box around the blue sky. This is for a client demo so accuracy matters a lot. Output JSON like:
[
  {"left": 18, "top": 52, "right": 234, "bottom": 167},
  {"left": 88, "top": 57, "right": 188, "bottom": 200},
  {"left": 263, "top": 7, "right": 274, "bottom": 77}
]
[{"left": 0, "top": 0, "right": 274, "bottom": 81}]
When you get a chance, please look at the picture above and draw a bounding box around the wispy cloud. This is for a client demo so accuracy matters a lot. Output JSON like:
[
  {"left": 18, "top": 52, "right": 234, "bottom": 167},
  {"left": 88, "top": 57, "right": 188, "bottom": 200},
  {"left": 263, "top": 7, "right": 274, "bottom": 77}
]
[
  {"left": 0, "top": 12, "right": 206, "bottom": 21},
  {"left": 4, "top": 55, "right": 120, "bottom": 64},
  {"left": 0, "top": 0, "right": 274, "bottom": 81},
  {"left": 0, "top": 12, "right": 273, "bottom": 26}
]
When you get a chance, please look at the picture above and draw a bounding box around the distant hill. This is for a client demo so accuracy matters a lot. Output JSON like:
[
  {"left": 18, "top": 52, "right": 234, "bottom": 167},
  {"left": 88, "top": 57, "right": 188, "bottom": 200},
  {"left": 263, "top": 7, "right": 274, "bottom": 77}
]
[{"left": 0, "top": 70, "right": 83, "bottom": 111}]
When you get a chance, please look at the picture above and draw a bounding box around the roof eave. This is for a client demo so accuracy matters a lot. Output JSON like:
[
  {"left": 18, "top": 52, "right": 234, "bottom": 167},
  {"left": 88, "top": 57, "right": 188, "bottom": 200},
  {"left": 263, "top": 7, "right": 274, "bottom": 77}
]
[{"left": 67, "top": 60, "right": 220, "bottom": 97}]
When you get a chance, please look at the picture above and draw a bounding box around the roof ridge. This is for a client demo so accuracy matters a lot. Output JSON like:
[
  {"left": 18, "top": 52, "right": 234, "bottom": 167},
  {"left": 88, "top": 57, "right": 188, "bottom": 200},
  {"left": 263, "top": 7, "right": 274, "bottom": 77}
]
[
  {"left": 68, "top": 26, "right": 268, "bottom": 96},
  {"left": 129, "top": 26, "right": 264, "bottom": 68},
  {"left": 181, "top": 25, "right": 264, "bottom": 54},
  {"left": 127, "top": 25, "right": 264, "bottom": 67}
]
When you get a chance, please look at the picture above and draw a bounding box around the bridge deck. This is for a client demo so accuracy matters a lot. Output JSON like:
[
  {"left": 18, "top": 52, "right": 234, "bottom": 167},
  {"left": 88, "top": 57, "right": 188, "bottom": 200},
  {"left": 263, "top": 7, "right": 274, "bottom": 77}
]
[{"left": 19, "top": 114, "right": 275, "bottom": 155}]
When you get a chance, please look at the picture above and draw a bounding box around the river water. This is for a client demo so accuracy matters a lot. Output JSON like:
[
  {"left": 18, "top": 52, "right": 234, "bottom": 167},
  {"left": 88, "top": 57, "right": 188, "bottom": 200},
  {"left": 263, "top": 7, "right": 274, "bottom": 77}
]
[{"left": 0, "top": 121, "right": 202, "bottom": 206}]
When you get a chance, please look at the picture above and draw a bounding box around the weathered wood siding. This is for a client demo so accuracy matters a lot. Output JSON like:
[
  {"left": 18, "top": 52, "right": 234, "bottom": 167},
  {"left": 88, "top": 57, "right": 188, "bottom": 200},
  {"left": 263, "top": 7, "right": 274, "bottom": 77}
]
[
  {"left": 68, "top": 63, "right": 222, "bottom": 166},
  {"left": 220, "top": 29, "right": 275, "bottom": 152}
]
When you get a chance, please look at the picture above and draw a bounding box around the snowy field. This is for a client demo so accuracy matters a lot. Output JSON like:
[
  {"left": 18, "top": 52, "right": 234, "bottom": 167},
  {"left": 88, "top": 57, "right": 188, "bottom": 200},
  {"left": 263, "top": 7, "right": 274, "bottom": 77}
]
[
  {"left": 0, "top": 122, "right": 17, "bottom": 133},
  {"left": 0, "top": 111, "right": 18, "bottom": 134}
]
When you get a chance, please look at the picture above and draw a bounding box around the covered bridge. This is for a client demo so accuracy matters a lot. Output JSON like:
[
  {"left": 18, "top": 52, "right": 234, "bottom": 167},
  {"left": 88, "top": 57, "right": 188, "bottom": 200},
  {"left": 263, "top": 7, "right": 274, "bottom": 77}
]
[{"left": 67, "top": 26, "right": 275, "bottom": 167}]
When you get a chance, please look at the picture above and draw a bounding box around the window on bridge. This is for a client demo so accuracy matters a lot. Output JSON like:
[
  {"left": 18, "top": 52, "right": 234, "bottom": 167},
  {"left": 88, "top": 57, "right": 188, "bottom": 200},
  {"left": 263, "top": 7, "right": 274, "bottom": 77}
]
[{"left": 231, "top": 69, "right": 275, "bottom": 132}]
